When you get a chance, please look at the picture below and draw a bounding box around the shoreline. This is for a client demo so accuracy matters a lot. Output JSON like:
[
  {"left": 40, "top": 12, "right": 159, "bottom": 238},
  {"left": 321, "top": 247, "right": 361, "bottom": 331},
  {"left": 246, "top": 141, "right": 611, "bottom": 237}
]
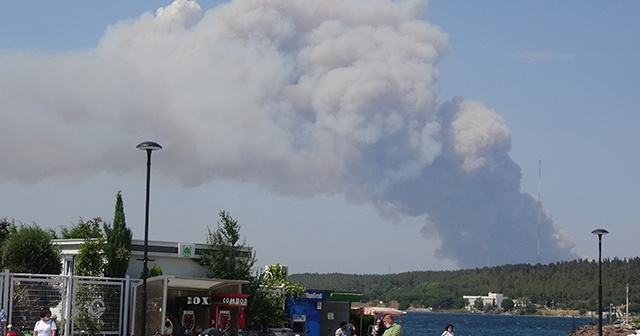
[
  {"left": 570, "top": 323, "right": 639, "bottom": 336},
  {"left": 407, "top": 307, "right": 590, "bottom": 318}
]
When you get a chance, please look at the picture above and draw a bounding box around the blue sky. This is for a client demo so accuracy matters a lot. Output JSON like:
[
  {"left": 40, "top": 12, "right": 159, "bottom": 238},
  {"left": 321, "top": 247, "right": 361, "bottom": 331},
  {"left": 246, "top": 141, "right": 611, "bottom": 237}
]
[{"left": 1, "top": 0, "right": 639, "bottom": 274}]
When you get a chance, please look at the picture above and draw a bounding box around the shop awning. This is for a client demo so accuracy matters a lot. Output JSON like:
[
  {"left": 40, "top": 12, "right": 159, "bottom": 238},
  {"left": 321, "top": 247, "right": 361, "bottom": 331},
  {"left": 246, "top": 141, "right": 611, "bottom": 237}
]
[
  {"left": 355, "top": 307, "right": 406, "bottom": 316},
  {"left": 166, "top": 276, "right": 247, "bottom": 291},
  {"left": 135, "top": 275, "right": 248, "bottom": 293}
]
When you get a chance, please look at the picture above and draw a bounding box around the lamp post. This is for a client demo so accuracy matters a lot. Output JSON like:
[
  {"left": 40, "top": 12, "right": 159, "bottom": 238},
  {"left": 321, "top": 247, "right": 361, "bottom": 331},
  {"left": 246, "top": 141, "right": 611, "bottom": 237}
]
[
  {"left": 592, "top": 228, "right": 609, "bottom": 336},
  {"left": 137, "top": 141, "right": 162, "bottom": 336}
]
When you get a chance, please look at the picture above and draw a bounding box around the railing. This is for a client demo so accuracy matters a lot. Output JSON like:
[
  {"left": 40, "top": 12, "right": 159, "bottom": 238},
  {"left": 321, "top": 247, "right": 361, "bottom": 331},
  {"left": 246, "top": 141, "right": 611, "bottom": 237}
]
[{"left": 0, "top": 270, "right": 136, "bottom": 336}]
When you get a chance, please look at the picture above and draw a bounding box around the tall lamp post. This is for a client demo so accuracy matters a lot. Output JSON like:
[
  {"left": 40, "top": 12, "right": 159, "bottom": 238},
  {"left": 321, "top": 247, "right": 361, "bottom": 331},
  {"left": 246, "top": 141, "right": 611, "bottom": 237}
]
[
  {"left": 137, "top": 141, "right": 162, "bottom": 336},
  {"left": 592, "top": 228, "right": 609, "bottom": 336}
]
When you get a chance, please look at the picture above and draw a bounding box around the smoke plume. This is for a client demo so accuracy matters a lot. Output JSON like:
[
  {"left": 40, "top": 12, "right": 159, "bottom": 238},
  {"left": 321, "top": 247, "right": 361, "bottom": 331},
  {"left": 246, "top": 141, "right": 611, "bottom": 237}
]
[{"left": 0, "top": 0, "right": 576, "bottom": 268}]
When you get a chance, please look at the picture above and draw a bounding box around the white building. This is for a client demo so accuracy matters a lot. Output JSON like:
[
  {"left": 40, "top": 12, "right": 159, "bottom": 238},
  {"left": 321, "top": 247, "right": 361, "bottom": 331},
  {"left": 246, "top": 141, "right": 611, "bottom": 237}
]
[
  {"left": 463, "top": 292, "right": 507, "bottom": 310},
  {"left": 54, "top": 238, "right": 253, "bottom": 278}
]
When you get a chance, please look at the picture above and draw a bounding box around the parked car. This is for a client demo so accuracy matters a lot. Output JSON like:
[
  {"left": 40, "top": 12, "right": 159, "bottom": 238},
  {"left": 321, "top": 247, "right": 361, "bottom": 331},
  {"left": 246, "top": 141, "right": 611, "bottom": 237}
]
[
  {"left": 268, "top": 328, "right": 294, "bottom": 336},
  {"left": 238, "top": 329, "right": 261, "bottom": 336},
  {"left": 198, "top": 328, "right": 225, "bottom": 336},
  {"left": 199, "top": 328, "right": 264, "bottom": 336}
]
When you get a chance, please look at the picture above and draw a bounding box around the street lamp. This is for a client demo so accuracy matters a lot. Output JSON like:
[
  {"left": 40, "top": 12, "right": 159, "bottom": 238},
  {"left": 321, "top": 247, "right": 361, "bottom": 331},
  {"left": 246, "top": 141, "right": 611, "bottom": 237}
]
[
  {"left": 137, "top": 141, "right": 162, "bottom": 336},
  {"left": 592, "top": 228, "right": 609, "bottom": 336}
]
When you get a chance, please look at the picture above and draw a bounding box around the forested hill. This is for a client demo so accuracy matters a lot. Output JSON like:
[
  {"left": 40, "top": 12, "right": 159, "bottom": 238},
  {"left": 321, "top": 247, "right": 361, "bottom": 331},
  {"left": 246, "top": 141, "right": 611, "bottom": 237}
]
[{"left": 288, "top": 258, "right": 640, "bottom": 311}]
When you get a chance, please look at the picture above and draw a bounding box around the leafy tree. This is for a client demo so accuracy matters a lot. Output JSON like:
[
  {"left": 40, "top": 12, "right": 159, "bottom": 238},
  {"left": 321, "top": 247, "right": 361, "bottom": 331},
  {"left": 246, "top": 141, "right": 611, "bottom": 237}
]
[
  {"left": 244, "top": 273, "right": 288, "bottom": 331},
  {"left": 453, "top": 297, "right": 467, "bottom": 310},
  {"left": 501, "top": 298, "right": 515, "bottom": 311},
  {"left": 65, "top": 213, "right": 130, "bottom": 334},
  {"left": 520, "top": 303, "right": 537, "bottom": 315},
  {"left": 75, "top": 237, "right": 105, "bottom": 277},
  {"left": 628, "top": 303, "right": 640, "bottom": 314},
  {"left": 398, "top": 300, "right": 411, "bottom": 310},
  {"left": 0, "top": 217, "right": 15, "bottom": 266},
  {"left": 199, "top": 210, "right": 255, "bottom": 280},
  {"left": 289, "top": 257, "right": 640, "bottom": 314},
  {"left": 254, "top": 264, "right": 307, "bottom": 329},
  {"left": 200, "top": 211, "right": 288, "bottom": 332},
  {"left": 68, "top": 217, "right": 106, "bottom": 277},
  {"left": 103, "top": 191, "right": 133, "bottom": 278},
  {"left": 1, "top": 224, "right": 62, "bottom": 274},
  {"left": 0, "top": 217, "right": 14, "bottom": 243},
  {"left": 263, "top": 264, "right": 305, "bottom": 297},
  {"left": 150, "top": 263, "right": 163, "bottom": 277},
  {"left": 59, "top": 192, "right": 133, "bottom": 278},
  {"left": 60, "top": 217, "right": 103, "bottom": 239},
  {"left": 473, "top": 298, "right": 484, "bottom": 311},
  {"left": 75, "top": 247, "right": 107, "bottom": 335}
]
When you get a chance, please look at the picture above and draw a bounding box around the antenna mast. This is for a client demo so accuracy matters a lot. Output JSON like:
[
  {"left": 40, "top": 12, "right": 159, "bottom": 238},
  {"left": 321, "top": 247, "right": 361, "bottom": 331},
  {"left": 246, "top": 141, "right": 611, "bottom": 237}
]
[{"left": 537, "top": 160, "right": 542, "bottom": 262}]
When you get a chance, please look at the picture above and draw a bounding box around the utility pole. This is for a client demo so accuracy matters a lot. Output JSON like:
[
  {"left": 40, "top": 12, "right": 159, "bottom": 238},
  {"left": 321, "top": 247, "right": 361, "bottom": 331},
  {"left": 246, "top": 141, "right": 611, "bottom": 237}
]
[{"left": 626, "top": 284, "right": 629, "bottom": 324}]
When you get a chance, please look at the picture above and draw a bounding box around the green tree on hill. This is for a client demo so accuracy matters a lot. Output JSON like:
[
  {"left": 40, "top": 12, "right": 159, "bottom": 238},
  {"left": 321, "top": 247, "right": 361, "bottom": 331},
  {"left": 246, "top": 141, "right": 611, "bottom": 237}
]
[
  {"left": 289, "top": 257, "right": 640, "bottom": 313},
  {"left": 474, "top": 298, "right": 484, "bottom": 311},
  {"left": 501, "top": 298, "right": 514, "bottom": 311}
]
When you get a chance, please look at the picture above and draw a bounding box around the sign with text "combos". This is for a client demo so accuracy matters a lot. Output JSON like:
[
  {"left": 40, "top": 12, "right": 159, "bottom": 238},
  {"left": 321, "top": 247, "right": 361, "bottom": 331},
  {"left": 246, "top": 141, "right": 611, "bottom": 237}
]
[{"left": 212, "top": 294, "right": 250, "bottom": 306}]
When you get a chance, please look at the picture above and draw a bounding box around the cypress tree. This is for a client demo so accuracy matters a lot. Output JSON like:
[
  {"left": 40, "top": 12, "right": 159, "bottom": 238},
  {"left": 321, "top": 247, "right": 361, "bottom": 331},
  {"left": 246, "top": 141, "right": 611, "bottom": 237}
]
[{"left": 103, "top": 191, "right": 133, "bottom": 278}]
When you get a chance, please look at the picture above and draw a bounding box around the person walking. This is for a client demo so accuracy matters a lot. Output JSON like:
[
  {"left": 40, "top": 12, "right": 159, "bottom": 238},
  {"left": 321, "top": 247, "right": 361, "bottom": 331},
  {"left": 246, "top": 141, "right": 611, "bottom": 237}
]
[
  {"left": 33, "top": 308, "right": 57, "bottom": 336},
  {"left": 440, "top": 324, "right": 454, "bottom": 336},
  {"left": 381, "top": 315, "right": 401, "bottom": 336}
]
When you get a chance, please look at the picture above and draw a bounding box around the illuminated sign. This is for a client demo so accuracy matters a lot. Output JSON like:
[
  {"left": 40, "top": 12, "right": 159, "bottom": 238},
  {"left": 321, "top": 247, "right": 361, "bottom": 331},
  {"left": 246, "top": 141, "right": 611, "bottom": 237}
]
[
  {"left": 304, "top": 291, "right": 325, "bottom": 302},
  {"left": 221, "top": 297, "right": 248, "bottom": 306},
  {"left": 212, "top": 294, "right": 250, "bottom": 307},
  {"left": 178, "top": 243, "right": 195, "bottom": 258},
  {"left": 186, "top": 296, "right": 211, "bottom": 305},
  {"left": 292, "top": 314, "right": 306, "bottom": 322}
]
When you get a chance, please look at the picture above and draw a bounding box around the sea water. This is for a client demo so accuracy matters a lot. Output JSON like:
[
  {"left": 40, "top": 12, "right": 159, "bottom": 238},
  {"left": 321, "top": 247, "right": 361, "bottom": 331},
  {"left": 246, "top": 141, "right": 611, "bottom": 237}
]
[{"left": 387, "top": 311, "right": 594, "bottom": 336}]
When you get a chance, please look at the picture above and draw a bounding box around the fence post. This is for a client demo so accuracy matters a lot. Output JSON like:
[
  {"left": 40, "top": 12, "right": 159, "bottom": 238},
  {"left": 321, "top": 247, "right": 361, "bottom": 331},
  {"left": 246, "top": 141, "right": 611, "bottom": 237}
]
[
  {"left": 2, "top": 269, "right": 9, "bottom": 320},
  {"left": 123, "top": 275, "right": 130, "bottom": 336},
  {"left": 64, "top": 274, "right": 73, "bottom": 336}
]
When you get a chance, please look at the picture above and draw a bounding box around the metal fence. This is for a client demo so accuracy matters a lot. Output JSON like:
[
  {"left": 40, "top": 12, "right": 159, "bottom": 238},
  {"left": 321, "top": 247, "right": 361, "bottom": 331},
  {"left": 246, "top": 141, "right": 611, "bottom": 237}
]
[{"left": 0, "top": 270, "right": 136, "bottom": 336}]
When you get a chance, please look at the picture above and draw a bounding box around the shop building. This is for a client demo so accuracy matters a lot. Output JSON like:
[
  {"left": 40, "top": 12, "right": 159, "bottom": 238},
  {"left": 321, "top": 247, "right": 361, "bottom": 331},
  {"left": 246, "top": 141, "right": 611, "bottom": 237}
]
[
  {"left": 287, "top": 290, "right": 362, "bottom": 336},
  {"left": 53, "top": 238, "right": 253, "bottom": 335}
]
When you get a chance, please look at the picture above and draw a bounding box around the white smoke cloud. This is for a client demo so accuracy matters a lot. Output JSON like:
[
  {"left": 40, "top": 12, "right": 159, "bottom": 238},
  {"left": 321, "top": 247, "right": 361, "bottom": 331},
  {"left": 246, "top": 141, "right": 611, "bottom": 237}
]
[
  {"left": 450, "top": 99, "right": 511, "bottom": 173},
  {"left": 0, "top": 0, "right": 576, "bottom": 267}
]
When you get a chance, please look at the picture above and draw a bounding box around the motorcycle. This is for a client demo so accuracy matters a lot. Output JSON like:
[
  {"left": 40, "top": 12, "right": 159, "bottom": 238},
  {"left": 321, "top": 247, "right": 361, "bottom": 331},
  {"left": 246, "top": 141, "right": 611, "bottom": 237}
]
[
  {"left": 6, "top": 324, "right": 17, "bottom": 336},
  {"left": 20, "top": 322, "right": 33, "bottom": 336},
  {"left": 8, "top": 316, "right": 33, "bottom": 336}
]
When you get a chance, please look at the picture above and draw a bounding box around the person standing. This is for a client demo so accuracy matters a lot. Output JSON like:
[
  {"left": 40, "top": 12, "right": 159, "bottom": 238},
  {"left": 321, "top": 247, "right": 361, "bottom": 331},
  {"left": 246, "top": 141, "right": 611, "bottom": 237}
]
[
  {"left": 381, "top": 315, "right": 402, "bottom": 336},
  {"left": 182, "top": 317, "right": 195, "bottom": 336},
  {"left": 335, "top": 321, "right": 348, "bottom": 336},
  {"left": 440, "top": 324, "right": 454, "bottom": 336},
  {"left": 346, "top": 320, "right": 356, "bottom": 336},
  {"left": 371, "top": 319, "right": 384, "bottom": 336},
  {"left": 33, "top": 308, "right": 57, "bottom": 336},
  {"left": 0, "top": 307, "right": 7, "bottom": 336}
]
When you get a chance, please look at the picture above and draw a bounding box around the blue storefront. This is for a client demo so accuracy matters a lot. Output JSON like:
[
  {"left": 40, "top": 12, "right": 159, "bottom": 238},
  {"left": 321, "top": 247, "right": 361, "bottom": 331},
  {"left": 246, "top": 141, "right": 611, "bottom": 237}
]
[{"left": 287, "top": 290, "right": 362, "bottom": 336}]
